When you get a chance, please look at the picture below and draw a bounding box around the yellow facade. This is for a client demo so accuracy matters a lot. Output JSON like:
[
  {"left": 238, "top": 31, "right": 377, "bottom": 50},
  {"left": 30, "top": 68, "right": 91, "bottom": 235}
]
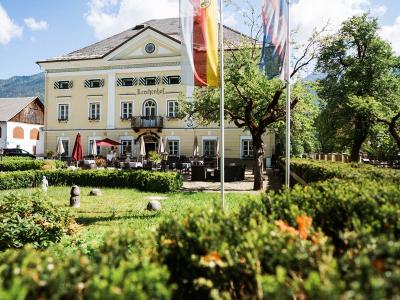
[{"left": 38, "top": 23, "right": 275, "bottom": 160}]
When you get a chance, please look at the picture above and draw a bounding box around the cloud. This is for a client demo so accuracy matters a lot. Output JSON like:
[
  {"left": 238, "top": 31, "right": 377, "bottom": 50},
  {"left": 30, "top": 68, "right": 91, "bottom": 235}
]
[
  {"left": 0, "top": 4, "right": 23, "bottom": 45},
  {"left": 224, "top": 13, "right": 237, "bottom": 27},
  {"left": 380, "top": 16, "right": 400, "bottom": 55},
  {"left": 291, "top": 0, "right": 387, "bottom": 44},
  {"left": 85, "top": 0, "right": 179, "bottom": 39},
  {"left": 24, "top": 17, "right": 49, "bottom": 31}
]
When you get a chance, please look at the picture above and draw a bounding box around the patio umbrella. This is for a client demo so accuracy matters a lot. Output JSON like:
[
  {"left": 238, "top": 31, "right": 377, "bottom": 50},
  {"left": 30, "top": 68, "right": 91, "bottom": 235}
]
[
  {"left": 96, "top": 138, "right": 122, "bottom": 147},
  {"left": 56, "top": 138, "right": 65, "bottom": 158},
  {"left": 216, "top": 137, "right": 220, "bottom": 169},
  {"left": 90, "top": 138, "right": 97, "bottom": 158},
  {"left": 193, "top": 136, "right": 199, "bottom": 157},
  {"left": 158, "top": 136, "right": 165, "bottom": 154},
  {"left": 72, "top": 132, "right": 83, "bottom": 162},
  {"left": 139, "top": 136, "right": 146, "bottom": 164}
]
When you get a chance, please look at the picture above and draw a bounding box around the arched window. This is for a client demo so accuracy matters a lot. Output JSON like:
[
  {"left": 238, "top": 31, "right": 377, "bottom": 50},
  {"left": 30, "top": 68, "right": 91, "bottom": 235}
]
[
  {"left": 143, "top": 99, "right": 157, "bottom": 117},
  {"left": 13, "top": 126, "right": 24, "bottom": 139},
  {"left": 30, "top": 128, "right": 40, "bottom": 140}
]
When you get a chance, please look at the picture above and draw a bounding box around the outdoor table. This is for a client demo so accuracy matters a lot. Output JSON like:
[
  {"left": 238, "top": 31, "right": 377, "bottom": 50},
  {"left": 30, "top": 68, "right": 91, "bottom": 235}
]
[
  {"left": 181, "top": 162, "right": 191, "bottom": 173},
  {"left": 128, "top": 162, "right": 143, "bottom": 168}
]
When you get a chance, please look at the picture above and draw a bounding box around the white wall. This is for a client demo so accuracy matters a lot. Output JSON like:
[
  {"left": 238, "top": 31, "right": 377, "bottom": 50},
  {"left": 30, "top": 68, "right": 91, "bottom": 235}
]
[{"left": 5, "top": 122, "right": 45, "bottom": 155}]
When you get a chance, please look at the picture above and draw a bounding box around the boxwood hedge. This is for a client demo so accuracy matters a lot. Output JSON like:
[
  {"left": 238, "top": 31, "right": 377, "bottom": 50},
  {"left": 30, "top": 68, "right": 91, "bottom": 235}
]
[
  {"left": 0, "top": 169, "right": 182, "bottom": 193},
  {"left": 0, "top": 159, "right": 66, "bottom": 172}
]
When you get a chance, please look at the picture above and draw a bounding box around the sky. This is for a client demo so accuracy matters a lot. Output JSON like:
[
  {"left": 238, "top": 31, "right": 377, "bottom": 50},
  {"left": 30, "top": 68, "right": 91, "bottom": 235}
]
[{"left": 0, "top": 0, "right": 399, "bottom": 79}]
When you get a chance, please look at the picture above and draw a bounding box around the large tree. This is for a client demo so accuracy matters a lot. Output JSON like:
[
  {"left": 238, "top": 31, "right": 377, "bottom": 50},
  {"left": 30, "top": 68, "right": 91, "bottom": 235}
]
[
  {"left": 181, "top": 25, "right": 320, "bottom": 190},
  {"left": 316, "top": 14, "right": 398, "bottom": 161}
]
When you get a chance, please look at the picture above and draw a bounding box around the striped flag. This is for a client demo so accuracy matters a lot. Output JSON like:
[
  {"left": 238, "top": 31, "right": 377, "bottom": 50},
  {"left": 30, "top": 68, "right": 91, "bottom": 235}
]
[
  {"left": 180, "top": 0, "right": 219, "bottom": 87},
  {"left": 260, "top": 0, "right": 289, "bottom": 80}
]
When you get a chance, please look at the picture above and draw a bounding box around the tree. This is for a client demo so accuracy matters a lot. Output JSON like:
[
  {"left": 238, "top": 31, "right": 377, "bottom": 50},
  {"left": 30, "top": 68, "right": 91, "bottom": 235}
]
[
  {"left": 316, "top": 14, "right": 398, "bottom": 161},
  {"left": 181, "top": 19, "right": 321, "bottom": 190}
]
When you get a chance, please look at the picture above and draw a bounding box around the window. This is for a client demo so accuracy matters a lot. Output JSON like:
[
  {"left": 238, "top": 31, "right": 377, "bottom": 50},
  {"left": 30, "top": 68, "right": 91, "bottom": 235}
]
[
  {"left": 167, "top": 101, "right": 179, "bottom": 118},
  {"left": 242, "top": 139, "right": 253, "bottom": 158},
  {"left": 121, "top": 140, "right": 133, "bottom": 156},
  {"left": 168, "top": 140, "right": 179, "bottom": 156},
  {"left": 120, "top": 78, "right": 135, "bottom": 86},
  {"left": 144, "top": 77, "right": 157, "bottom": 86},
  {"left": 89, "top": 139, "right": 101, "bottom": 156},
  {"left": 121, "top": 102, "right": 133, "bottom": 119},
  {"left": 61, "top": 139, "right": 69, "bottom": 157},
  {"left": 88, "top": 102, "right": 101, "bottom": 120},
  {"left": 167, "top": 76, "right": 181, "bottom": 85},
  {"left": 59, "top": 81, "right": 71, "bottom": 89},
  {"left": 13, "top": 127, "right": 24, "bottom": 139},
  {"left": 30, "top": 128, "right": 40, "bottom": 140},
  {"left": 58, "top": 104, "right": 69, "bottom": 121},
  {"left": 86, "top": 79, "right": 103, "bottom": 88},
  {"left": 203, "top": 140, "right": 217, "bottom": 157}
]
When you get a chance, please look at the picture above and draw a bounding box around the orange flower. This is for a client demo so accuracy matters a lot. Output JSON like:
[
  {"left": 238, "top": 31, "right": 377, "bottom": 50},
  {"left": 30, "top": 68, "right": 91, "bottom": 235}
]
[
  {"left": 373, "top": 259, "right": 384, "bottom": 273},
  {"left": 200, "top": 251, "right": 224, "bottom": 267},
  {"left": 296, "top": 215, "right": 312, "bottom": 240},
  {"left": 275, "top": 220, "right": 298, "bottom": 235}
]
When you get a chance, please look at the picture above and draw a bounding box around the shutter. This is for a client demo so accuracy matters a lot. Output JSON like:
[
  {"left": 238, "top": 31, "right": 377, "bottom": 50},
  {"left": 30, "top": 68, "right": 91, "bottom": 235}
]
[
  {"left": 177, "top": 76, "right": 182, "bottom": 84},
  {"left": 117, "top": 78, "right": 123, "bottom": 86},
  {"left": 139, "top": 77, "right": 146, "bottom": 85},
  {"left": 99, "top": 79, "right": 105, "bottom": 87},
  {"left": 155, "top": 77, "right": 160, "bottom": 85},
  {"left": 162, "top": 76, "right": 169, "bottom": 84},
  {"left": 68, "top": 81, "right": 73, "bottom": 89},
  {"left": 54, "top": 81, "right": 60, "bottom": 89},
  {"left": 84, "top": 80, "right": 90, "bottom": 88},
  {"left": 132, "top": 77, "right": 138, "bottom": 85}
]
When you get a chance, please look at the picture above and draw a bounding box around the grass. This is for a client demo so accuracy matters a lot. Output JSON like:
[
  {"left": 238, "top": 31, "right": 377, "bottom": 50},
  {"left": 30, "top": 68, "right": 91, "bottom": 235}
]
[{"left": 0, "top": 186, "right": 261, "bottom": 250}]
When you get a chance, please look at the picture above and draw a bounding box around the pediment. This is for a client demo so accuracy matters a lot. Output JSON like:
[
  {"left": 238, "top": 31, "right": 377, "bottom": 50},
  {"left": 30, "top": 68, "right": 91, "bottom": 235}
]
[{"left": 106, "top": 28, "right": 181, "bottom": 61}]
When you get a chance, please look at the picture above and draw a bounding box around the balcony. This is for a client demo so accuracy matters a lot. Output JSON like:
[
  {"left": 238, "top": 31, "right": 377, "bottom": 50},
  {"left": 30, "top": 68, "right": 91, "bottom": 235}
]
[{"left": 131, "top": 116, "right": 164, "bottom": 132}]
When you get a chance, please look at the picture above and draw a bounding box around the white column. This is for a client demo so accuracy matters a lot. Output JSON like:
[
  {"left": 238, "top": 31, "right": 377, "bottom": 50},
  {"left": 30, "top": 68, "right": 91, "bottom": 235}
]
[{"left": 107, "top": 73, "right": 116, "bottom": 129}]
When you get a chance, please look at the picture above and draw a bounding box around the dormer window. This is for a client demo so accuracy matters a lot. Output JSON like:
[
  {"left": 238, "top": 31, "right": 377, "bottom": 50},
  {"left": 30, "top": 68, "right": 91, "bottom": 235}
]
[{"left": 85, "top": 79, "right": 104, "bottom": 88}]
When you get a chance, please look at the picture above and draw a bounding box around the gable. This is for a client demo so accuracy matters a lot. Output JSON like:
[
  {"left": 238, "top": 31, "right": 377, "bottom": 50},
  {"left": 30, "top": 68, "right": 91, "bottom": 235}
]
[
  {"left": 9, "top": 99, "right": 44, "bottom": 125},
  {"left": 105, "top": 27, "right": 181, "bottom": 61}
]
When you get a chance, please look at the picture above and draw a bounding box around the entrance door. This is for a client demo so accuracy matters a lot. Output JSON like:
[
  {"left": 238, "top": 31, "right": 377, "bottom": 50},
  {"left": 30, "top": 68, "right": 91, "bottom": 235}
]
[
  {"left": 145, "top": 142, "right": 156, "bottom": 155},
  {"left": 143, "top": 100, "right": 157, "bottom": 127}
]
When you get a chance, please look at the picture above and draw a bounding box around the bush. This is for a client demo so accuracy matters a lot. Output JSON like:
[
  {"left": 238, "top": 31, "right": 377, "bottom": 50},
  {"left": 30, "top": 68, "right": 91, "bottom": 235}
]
[
  {"left": 264, "top": 179, "right": 400, "bottom": 249},
  {"left": 0, "top": 230, "right": 173, "bottom": 300},
  {"left": 0, "top": 169, "right": 182, "bottom": 193},
  {"left": 0, "top": 192, "right": 73, "bottom": 250},
  {"left": 0, "top": 159, "right": 66, "bottom": 172}
]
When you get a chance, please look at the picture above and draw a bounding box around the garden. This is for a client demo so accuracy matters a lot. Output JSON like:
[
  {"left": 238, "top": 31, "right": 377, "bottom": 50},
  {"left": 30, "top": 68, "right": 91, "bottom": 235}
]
[{"left": 0, "top": 156, "right": 399, "bottom": 299}]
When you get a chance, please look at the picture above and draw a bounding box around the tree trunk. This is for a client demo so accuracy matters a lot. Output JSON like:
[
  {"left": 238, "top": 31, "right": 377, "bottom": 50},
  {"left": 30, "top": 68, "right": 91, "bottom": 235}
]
[
  {"left": 252, "top": 134, "right": 265, "bottom": 191},
  {"left": 350, "top": 119, "right": 368, "bottom": 162},
  {"left": 389, "top": 124, "right": 400, "bottom": 151}
]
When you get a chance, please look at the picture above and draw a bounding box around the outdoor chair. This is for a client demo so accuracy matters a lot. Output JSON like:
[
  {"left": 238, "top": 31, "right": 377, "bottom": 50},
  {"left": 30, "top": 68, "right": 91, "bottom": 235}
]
[{"left": 191, "top": 165, "right": 206, "bottom": 181}]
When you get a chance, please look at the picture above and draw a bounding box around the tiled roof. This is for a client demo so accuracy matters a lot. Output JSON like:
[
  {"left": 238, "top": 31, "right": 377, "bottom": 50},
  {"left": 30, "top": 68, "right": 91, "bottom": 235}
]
[
  {"left": 0, "top": 97, "right": 39, "bottom": 122},
  {"left": 39, "top": 18, "right": 250, "bottom": 63}
]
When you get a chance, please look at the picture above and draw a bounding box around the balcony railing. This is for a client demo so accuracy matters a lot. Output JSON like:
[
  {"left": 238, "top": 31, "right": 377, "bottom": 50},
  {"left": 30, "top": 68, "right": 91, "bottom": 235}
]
[{"left": 131, "top": 116, "right": 163, "bottom": 132}]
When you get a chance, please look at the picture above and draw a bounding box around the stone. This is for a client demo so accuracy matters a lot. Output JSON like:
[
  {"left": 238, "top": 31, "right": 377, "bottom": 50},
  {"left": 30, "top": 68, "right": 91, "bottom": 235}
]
[
  {"left": 70, "top": 185, "right": 80, "bottom": 196},
  {"left": 70, "top": 185, "right": 80, "bottom": 208},
  {"left": 146, "top": 200, "right": 161, "bottom": 211},
  {"left": 41, "top": 176, "right": 48, "bottom": 193},
  {"left": 89, "top": 188, "right": 102, "bottom": 196}
]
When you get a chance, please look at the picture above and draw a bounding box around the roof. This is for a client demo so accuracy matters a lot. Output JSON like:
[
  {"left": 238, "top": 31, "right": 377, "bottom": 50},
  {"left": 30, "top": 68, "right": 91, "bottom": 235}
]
[
  {"left": 38, "top": 18, "right": 251, "bottom": 63},
  {"left": 0, "top": 97, "right": 40, "bottom": 122}
]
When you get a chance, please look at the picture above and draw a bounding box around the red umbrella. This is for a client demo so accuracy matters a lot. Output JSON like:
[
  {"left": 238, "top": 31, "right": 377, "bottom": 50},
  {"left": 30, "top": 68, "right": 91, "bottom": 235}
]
[
  {"left": 96, "top": 138, "right": 122, "bottom": 147},
  {"left": 72, "top": 132, "right": 83, "bottom": 162}
]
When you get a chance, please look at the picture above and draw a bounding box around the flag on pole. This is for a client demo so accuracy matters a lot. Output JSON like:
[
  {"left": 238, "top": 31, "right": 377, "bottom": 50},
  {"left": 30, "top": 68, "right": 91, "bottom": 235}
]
[
  {"left": 259, "top": 0, "right": 289, "bottom": 80},
  {"left": 180, "top": 0, "right": 219, "bottom": 87}
]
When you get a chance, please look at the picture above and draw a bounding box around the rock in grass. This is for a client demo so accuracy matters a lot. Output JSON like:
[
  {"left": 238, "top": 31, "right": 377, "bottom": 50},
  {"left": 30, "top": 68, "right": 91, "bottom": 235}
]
[
  {"left": 89, "top": 188, "right": 102, "bottom": 196},
  {"left": 146, "top": 200, "right": 161, "bottom": 211}
]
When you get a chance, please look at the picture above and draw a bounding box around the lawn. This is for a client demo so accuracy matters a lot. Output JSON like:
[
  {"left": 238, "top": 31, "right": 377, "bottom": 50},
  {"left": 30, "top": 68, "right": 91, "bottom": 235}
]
[{"left": 0, "top": 186, "right": 261, "bottom": 248}]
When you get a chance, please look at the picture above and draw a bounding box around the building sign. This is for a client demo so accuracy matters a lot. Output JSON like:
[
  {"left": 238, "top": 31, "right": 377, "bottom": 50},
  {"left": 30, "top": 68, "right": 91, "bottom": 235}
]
[{"left": 137, "top": 88, "right": 165, "bottom": 95}]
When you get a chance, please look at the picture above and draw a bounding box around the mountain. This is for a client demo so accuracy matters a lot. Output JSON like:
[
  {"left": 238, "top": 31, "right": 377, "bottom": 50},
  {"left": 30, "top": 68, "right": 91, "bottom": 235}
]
[{"left": 0, "top": 73, "right": 44, "bottom": 101}]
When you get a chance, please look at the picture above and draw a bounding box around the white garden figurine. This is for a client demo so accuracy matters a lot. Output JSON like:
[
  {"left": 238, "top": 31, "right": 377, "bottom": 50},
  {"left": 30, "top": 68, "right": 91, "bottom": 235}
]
[{"left": 42, "top": 176, "right": 48, "bottom": 193}]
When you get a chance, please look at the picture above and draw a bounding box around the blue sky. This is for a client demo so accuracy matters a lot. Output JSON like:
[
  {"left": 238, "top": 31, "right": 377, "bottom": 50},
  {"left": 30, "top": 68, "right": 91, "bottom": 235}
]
[{"left": 0, "top": 0, "right": 399, "bottom": 79}]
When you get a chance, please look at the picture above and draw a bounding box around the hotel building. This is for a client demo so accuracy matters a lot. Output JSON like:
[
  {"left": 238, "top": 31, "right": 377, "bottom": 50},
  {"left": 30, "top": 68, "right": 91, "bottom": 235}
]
[{"left": 37, "top": 18, "right": 275, "bottom": 161}]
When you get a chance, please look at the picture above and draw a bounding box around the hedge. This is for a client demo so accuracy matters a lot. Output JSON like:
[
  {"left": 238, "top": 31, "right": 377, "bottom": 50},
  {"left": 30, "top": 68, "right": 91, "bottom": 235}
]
[
  {"left": 290, "top": 158, "right": 400, "bottom": 184},
  {"left": 0, "top": 169, "right": 183, "bottom": 193},
  {"left": 0, "top": 159, "right": 66, "bottom": 172}
]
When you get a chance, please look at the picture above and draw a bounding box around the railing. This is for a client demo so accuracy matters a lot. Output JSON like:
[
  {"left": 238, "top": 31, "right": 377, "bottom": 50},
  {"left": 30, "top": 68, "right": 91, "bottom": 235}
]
[{"left": 131, "top": 116, "right": 164, "bottom": 131}]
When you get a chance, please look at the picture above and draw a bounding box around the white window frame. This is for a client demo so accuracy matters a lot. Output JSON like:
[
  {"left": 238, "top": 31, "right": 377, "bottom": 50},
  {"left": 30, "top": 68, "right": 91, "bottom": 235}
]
[
  {"left": 240, "top": 136, "right": 253, "bottom": 159},
  {"left": 165, "top": 136, "right": 180, "bottom": 156},
  {"left": 120, "top": 101, "right": 133, "bottom": 119},
  {"left": 142, "top": 99, "right": 158, "bottom": 116},
  {"left": 59, "top": 137, "right": 70, "bottom": 157},
  {"left": 89, "top": 79, "right": 102, "bottom": 88},
  {"left": 58, "top": 81, "right": 71, "bottom": 89},
  {"left": 166, "top": 76, "right": 181, "bottom": 85},
  {"left": 167, "top": 100, "right": 178, "bottom": 118},
  {"left": 144, "top": 77, "right": 157, "bottom": 86},
  {"left": 87, "top": 136, "right": 102, "bottom": 156},
  {"left": 120, "top": 78, "right": 135, "bottom": 87},
  {"left": 119, "top": 136, "right": 134, "bottom": 156},
  {"left": 57, "top": 104, "right": 69, "bottom": 121},
  {"left": 88, "top": 102, "right": 101, "bottom": 120},
  {"left": 201, "top": 136, "right": 217, "bottom": 157}
]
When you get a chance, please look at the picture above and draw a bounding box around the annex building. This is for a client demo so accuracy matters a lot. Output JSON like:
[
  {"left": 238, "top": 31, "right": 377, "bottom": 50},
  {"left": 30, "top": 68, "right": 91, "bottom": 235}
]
[{"left": 37, "top": 18, "right": 274, "bottom": 160}]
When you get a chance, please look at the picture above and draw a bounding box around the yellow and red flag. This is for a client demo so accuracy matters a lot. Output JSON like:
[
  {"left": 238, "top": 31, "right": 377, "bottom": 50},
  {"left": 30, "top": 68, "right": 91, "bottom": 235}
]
[{"left": 180, "top": 0, "right": 219, "bottom": 87}]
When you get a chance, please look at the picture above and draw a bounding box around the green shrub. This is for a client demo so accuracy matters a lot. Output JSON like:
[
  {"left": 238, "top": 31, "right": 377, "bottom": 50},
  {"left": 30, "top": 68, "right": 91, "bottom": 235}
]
[
  {"left": 0, "top": 169, "right": 182, "bottom": 192},
  {"left": 264, "top": 179, "right": 400, "bottom": 249},
  {"left": 0, "top": 159, "right": 66, "bottom": 172},
  {"left": 0, "top": 230, "right": 173, "bottom": 300},
  {"left": 0, "top": 192, "right": 73, "bottom": 250}
]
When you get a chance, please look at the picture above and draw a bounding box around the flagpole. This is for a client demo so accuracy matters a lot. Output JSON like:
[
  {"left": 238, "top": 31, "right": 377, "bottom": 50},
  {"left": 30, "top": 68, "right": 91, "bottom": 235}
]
[
  {"left": 219, "top": 0, "right": 225, "bottom": 209},
  {"left": 285, "top": 0, "right": 291, "bottom": 188}
]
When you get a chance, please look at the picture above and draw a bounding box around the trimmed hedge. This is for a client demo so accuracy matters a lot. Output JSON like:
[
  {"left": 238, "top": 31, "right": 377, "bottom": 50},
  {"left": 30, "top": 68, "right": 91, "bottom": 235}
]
[
  {"left": 0, "top": 169, "right": 182, "bottom": 193},
  {"left": 0, "top": 159, "right": 66, "bottom": 172},
  {"left": 290, "top": 158, "right": 400, "bottom": 184}
]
